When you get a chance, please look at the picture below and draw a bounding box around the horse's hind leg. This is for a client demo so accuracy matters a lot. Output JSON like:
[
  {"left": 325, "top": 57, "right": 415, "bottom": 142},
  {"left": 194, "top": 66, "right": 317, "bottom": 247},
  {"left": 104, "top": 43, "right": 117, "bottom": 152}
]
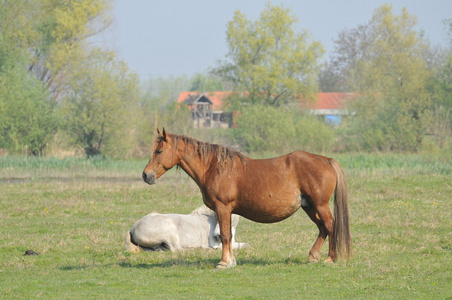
[
  {"left": 316, "top": 204, "right": 336, "bottom": 262},
  {"left": 303, "top": 200, "right": 336, "bottom": 263},
  {"left": 302, "top": 206, "right": 327, "bottom": 263}
]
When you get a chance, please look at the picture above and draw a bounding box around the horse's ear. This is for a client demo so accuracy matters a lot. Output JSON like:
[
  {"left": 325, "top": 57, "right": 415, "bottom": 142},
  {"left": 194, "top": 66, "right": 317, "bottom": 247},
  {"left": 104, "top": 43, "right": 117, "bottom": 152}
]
[
  {"left": 156, "top": 127, "right": 169, "bottom": 142},
  {"left": 162, "top": 127, "right": 168, "bottom": 142}
]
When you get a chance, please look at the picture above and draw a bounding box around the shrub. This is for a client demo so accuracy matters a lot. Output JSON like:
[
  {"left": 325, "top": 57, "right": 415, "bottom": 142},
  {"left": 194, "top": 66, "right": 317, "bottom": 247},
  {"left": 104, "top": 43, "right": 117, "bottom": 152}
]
[{"left": 232, "top": 105, "right": 334, "bottom": 154}]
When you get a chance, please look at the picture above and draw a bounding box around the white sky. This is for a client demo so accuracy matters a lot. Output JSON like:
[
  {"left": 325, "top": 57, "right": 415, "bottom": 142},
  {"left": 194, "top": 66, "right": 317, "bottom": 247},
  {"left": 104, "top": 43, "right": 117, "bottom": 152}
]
[{"left": 108, "top": 0, "right": 452, "bottom": 79}]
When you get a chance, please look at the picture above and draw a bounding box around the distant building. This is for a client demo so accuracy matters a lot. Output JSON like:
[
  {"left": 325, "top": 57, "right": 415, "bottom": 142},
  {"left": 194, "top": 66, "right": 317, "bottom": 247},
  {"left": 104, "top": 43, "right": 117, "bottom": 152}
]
[
  {"left": 302, "top": 93, "right": 353, "bottom": 125},
  {"left": 177, "top": 91, "right": 352, "bottom": 128},
  {"left": 177, "top": 91, "right": 233, "bottom": 128}
]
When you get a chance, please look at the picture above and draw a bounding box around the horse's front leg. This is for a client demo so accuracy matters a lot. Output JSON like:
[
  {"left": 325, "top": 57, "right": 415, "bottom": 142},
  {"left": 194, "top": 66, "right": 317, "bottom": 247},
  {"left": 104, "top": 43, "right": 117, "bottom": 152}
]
[{"left": 215, "top": 207, "right": 236, "bottom": 269}]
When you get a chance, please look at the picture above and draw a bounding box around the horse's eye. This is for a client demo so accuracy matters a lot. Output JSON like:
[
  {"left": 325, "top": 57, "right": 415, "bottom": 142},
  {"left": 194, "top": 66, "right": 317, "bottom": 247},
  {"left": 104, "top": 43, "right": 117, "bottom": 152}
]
[{"left": 156, "top": 149, "right": 163, "bottom": 154}]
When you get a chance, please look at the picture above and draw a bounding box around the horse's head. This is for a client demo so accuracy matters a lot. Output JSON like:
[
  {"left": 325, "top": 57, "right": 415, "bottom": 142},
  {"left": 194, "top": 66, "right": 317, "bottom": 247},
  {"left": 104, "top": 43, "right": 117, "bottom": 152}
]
[{"left": 142, "top": 128, "right": 178, "bottom": 185}]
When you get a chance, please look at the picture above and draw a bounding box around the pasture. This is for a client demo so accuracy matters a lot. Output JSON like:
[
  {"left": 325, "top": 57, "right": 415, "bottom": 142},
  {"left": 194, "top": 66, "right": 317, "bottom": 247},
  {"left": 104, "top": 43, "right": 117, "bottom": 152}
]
[{"left": 0, "top": 153, "right": 451, "bottom": 299}]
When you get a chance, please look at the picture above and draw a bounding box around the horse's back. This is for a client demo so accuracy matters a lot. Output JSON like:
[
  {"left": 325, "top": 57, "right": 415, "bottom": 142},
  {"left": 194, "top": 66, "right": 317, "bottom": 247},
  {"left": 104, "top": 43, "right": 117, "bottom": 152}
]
[{"left": 289, "top": 150, "right": 333, "bottom": 169}]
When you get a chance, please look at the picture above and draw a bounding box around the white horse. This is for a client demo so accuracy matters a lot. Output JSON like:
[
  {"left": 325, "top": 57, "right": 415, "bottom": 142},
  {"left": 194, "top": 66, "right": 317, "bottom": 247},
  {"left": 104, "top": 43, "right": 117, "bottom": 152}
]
[{"left": 125, "top": 205, "right": 249, "bottom": 253}]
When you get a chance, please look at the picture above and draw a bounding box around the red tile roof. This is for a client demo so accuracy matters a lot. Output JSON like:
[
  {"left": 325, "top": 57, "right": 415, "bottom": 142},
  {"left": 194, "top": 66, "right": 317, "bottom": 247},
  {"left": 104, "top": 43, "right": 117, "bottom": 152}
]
[
  {"left": 305, "top": 93, "right": 352, "bottom": 110},
  {"left": 177, "top": 91, "right": 234, "bottom": 111},
  {"left": 178, "top": 92, "right": 351, "bottom": 111}
]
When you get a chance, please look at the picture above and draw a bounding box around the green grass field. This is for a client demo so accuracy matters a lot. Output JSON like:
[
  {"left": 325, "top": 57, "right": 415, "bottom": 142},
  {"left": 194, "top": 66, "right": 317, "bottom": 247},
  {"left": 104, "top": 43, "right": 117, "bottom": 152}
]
[{"left": 0, "top": 154, "right": 451, "bottom": 299}]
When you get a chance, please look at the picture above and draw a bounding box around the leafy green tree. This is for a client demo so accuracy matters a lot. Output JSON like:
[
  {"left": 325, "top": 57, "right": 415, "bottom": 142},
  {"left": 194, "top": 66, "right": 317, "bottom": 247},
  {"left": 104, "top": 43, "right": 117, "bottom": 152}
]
[
  {"left": 62, "top": 49, "right": 140, "bottom": 157},
  {"left": 0, "top": 0, "right": 114, "bottom": 156},
  {"left": 343, "top": 5, "right": 433, "bottom": 151},
  {"left": 1, "top": 0, "right": 112, "bottom": 100},
  {"left": 212, "top": 3, "right": 324, "bottom": 107},
  {"left": 0, "top": 1, "right": 62, "bottom": 155},
  {"left": 29, "top": 0, "right": 113, "bottom": 100}
]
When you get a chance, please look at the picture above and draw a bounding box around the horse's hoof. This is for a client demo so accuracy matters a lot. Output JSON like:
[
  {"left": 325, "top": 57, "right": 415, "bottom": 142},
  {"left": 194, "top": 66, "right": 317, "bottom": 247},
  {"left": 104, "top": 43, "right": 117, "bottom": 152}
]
[
  {"left": 323, "top": 257, "right": 334, "bottom": 263},
  {"left": 216, "top": 262, "right": 229, "bottom": 269},
  {"left": 308, "top": 257, "right": 319, "bottom": 263},
  {"left": 24, "top": 250, "right": 39, "bottom": 256},
  {"left": 215, "top": 260, "right": 236, "bottom": 269},
  {"left": 308, "top": 253, "right": 320, "bottom": 263}
]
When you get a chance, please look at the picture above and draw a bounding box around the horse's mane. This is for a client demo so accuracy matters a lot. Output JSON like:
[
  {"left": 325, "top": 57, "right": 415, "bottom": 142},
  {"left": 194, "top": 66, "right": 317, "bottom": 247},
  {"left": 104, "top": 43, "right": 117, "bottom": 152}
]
[{"left": 167, "top": 133, "right": 247, "bottom": 172}]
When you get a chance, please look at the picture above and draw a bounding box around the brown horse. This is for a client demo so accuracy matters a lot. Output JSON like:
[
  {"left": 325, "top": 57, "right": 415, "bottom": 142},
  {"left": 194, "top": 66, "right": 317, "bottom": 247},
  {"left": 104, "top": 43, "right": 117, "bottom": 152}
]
[{"left": 142, "top": 128, "right": 351, "bottom": 268}]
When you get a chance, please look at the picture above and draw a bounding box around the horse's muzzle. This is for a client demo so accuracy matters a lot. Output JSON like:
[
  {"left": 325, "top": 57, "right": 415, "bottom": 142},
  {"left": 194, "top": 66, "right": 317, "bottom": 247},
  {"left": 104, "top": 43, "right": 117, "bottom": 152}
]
[{"left": 142, "top": 172, "right": 155, "bottom": 185}]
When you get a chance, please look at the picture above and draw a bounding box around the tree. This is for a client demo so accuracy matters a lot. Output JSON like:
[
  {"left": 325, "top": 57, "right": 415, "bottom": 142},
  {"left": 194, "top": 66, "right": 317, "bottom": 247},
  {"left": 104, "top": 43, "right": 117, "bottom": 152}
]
[
  {"left": 141, "top": 75, "right": 191, "bottom": 110},
  {"left": 62, "top": 49, "right": 140, "bottom": 157},
  {"left": 189, "top": 73, "right": 227, "bottom": 92},
  {"left": 0, "top": 0, "right": 112, "bottom": 100},
  {"left": 339, "top": 5, "right": 433, "bottom": 151},
  {"left": 29, "top": 0, "right": 113, "bottom": 100},
  {"left": 0, "top": 0, "right": 114, "bottom": 156},
  {"left": 426, "top": 19, "right": 452, "bottom": 148},
  {"left": 0, "top": 1, "right": 61, "bottom": 155},
  {"left": 211, "top": 3, "right": 324, "bottom": 107},
  {"left": 319, "top": 24, "right": 372, "bottom": 92}
]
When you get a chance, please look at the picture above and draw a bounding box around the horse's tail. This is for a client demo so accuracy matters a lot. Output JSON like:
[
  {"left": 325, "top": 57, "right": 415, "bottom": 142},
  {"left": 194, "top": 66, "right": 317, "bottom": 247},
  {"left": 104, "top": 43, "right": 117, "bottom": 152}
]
[
  {"left": 329, "top": 159, "right": 352, "bottom": 261},
  {"left": 124, "top": 231, "right": 142, "bottom": 253}
]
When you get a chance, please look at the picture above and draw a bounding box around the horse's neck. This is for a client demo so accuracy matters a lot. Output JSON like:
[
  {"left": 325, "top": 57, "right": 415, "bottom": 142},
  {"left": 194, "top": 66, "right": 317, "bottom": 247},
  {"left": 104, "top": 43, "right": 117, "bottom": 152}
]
[{"left": 177, "top": 147, "right": 211, "bottom": 185}]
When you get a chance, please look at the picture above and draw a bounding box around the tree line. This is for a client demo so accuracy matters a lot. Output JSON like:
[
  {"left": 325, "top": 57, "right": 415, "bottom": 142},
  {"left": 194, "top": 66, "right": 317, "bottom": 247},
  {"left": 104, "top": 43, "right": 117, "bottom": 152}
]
[{"left": 0, "top": 2, "right": 450, "bottom": 157}]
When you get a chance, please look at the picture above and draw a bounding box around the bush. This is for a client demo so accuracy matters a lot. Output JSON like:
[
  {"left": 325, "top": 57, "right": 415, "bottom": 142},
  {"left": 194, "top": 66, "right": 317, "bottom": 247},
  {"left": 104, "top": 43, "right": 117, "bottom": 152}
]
[
  {"left": 232, "top": 105, "right": 334, "bottom": 154},
  {"left": 343, "top": 94, "right": 432, "bottom": 152},
  {"left": 0, "top": 58, "right": 59, "bottom": 155},
  {"left": 293, "top": 114, "right": 335, "bottom": 153}
]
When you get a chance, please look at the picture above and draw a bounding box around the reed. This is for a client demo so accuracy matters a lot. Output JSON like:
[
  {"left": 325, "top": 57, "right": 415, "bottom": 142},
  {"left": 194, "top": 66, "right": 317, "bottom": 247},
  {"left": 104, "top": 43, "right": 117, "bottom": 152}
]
[
  {"left": 335, "top": 152, "right": 451, "bottom": 176},
  {"left": 0, "top": 156, "right": 147, "bottom": 180},
  {"left": 1, "top": 151, "right": 450, "bottom": 180}
]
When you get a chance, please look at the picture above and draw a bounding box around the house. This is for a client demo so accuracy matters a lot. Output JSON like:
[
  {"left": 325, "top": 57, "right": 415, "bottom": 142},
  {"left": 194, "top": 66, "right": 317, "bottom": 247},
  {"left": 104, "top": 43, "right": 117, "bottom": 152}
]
[
  {"left": 177, "top": 91, "right": 352, "bottom": 128},
  {"left": 303, "top": 93, "right": 353, "bottom": 125},
  {"left": 177, "top": 91, "right": 233, "bottom": 128}
]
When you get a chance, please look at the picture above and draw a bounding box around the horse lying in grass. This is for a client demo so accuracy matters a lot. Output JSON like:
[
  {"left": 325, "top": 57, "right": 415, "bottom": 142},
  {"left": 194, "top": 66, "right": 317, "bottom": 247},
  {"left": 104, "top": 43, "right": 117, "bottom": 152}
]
[
  {"left": 125, "top": 205, "right": 249, "bottom": 252},
  {"left": 142, "top": 128, "right": 351, "bottom": 268}
]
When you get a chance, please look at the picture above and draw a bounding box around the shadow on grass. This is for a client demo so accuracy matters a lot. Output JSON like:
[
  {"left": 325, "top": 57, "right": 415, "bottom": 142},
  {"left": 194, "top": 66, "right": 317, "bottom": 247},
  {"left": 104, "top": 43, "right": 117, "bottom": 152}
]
[
  {"left": 59, "top": 257, "right": 309, "bottom": 271},
  {"left": 117, "top": 257, "right": 308, "bottom": 269}
]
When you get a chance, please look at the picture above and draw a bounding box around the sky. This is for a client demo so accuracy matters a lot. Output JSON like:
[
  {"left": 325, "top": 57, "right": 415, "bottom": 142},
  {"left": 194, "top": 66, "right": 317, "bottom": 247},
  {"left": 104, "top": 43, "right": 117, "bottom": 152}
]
[{"left": 108, "top": 0, "right": 452, "bottom": 79}]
